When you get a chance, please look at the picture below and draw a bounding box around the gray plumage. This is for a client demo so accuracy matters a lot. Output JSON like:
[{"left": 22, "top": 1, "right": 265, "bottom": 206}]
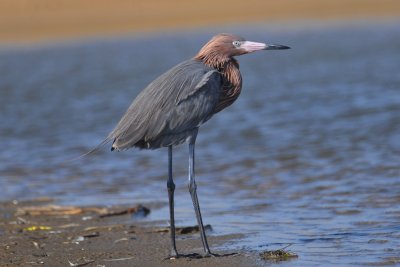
[{"left": 109, "top": 59, "right": 222, "bottom": 150}]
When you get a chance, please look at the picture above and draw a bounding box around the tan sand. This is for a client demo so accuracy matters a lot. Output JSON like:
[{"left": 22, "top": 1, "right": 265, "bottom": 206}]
[
  {"left": 1, "top": 0, "right": 400, "bottom": 43},
  {"left": 0, "top": 200, "right": 261, "bottom": 266}
]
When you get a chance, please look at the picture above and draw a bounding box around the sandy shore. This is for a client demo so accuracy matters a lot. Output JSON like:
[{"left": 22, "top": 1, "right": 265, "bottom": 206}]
[
  {"left": 1, "top": 0, "right": 400, "bottom": 44},
  {"left": 0, "top": 199, "right": 265, "bottom": 266}
]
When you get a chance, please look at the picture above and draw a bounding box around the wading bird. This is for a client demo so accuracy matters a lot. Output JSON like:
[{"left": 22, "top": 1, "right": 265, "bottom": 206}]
[{"left": 106, "top": 34, "right": 289, "bottom": 257}]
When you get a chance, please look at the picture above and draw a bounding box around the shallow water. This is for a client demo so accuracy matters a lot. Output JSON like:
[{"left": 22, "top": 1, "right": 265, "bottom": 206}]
[{"left": 1, "top": 22, "right": 400, "bottom": 266}]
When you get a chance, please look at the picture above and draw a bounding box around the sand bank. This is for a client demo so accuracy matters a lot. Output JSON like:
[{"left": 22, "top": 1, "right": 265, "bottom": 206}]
[{"left": 1, "top": 0, "right": 399, "bottom": 43}]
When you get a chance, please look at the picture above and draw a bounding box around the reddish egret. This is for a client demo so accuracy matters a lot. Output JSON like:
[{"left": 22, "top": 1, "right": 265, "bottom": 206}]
[{"left": 106, "top": 34, "right": 289, "bottom": 257}]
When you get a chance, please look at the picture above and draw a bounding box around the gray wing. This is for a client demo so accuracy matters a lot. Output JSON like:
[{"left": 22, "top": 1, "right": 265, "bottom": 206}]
[{"left": 109, "top": 59, "right": 222, "bottom": 150}]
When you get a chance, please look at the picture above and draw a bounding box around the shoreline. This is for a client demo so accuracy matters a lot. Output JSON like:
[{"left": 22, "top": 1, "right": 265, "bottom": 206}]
[{"left": 1, "top": 0, "right": 400, "bottom": 44}]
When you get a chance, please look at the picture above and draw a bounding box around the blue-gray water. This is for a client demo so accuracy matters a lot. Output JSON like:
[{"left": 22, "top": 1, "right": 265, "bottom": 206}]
[{"left": 1, "top": 22, "right": 400, "bottom": 266}]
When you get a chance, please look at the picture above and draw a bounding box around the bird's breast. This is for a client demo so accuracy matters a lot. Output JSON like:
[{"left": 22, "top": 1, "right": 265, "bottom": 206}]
[{"left": 214, "top": 61, "right": 242, "bottom": 113}]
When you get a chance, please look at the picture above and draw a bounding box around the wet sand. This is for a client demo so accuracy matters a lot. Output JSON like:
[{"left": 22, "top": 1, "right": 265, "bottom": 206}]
[
  {"left": 0, "top": 199, "right": 261, "bottom": 266},
  {"left": 1, "top": 0, "right": 400, "bottom": 43}
]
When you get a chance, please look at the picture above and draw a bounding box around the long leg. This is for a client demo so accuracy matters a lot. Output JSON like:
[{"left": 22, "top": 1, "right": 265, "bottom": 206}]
[
  {"left": 188, "top": 141, "right": 211, "bottom": 256},
  {"left": 167, "top": 146, "right": 178, "bottom": 257}
]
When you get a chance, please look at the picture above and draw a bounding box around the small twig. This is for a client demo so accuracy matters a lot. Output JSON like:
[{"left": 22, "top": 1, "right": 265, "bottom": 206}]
[
  {"left": 103, "top": 256, "right": 135, "bottom": 262},
  {"left": 68, "top": 259, "right": 95, "bottom": 267},
  {"left": 281, "top": 243, "right": 293, "bottom": 250}
]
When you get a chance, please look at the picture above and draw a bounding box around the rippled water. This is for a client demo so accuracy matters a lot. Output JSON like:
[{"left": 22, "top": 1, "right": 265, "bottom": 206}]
[{"left": 1, "top": 22, "right": 400, "bottom": 266}]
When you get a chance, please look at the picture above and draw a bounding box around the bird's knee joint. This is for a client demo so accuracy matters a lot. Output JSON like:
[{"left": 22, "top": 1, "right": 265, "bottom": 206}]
[
  {"left": 188, "top": 182, "right": 197, "bottom": 193},
  {"left": 167, "top": 181, "right": 175, "bottom": 191}
]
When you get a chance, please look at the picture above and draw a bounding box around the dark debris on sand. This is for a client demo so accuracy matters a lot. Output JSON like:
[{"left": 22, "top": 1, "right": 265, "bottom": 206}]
[{"left": 259, "top": 245, "right": 298, "bottom": 262}]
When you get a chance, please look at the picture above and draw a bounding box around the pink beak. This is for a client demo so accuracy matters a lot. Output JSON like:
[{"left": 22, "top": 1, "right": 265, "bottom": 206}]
[{"left": 241, "top": 41, "right": 290, "bottom": 53}]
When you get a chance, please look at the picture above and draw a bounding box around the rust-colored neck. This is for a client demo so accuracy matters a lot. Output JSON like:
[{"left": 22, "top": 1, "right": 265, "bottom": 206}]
[{"left": 194, "top": 52, "right": 242, "bottom": 113}]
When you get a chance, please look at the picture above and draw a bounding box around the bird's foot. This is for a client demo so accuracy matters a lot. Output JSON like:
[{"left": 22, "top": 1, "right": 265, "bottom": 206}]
[
  {"left": 203, "top": 251, "right": 219, "bottom": 258},
  {"left": 165, "top": 250, "right": 179, "bottom": 260},
  {"left": 204, "top": 251, "right": 238, "bottom": 258},
  {"left": 166, "top": 251, "right": 236, "bottom": 260}
]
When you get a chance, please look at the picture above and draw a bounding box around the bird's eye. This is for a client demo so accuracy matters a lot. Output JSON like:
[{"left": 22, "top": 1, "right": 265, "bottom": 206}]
[{"left": 232, "top": 41, "right": 241, "bottom": 47}]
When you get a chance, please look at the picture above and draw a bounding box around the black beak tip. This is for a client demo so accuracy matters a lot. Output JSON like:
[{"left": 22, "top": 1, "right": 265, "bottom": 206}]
[
  {"left": 279, "top": 45, "right": 291, "bottom": 50},
  {"left": 265, "top": 44, "right": 291, "bottom": 50}
]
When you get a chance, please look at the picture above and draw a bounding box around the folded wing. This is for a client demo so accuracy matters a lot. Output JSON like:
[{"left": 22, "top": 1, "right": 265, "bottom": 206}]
[{"left": 109, "top": 59, "right": 222, "bottom": 150}]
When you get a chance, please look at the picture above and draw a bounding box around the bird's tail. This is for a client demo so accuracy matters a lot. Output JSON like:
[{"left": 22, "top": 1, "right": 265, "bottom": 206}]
[{"left": 65, "top": 138, "right": 112, "bottom": 163}]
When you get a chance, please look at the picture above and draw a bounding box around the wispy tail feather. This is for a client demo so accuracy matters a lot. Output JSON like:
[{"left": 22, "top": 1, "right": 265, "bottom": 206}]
[{"left": 65, "top": 138, "right": 112, "bottom": 163}]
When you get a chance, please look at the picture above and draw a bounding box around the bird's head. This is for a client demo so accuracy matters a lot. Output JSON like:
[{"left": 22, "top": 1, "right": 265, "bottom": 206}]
[{"left": 195, "top": 33, "right": 290, "bottom": 63}]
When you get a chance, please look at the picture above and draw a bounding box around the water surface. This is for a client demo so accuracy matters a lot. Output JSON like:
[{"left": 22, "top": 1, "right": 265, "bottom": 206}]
[{"left": 1, "top": 22, "right": 400, "bottom": 266}]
